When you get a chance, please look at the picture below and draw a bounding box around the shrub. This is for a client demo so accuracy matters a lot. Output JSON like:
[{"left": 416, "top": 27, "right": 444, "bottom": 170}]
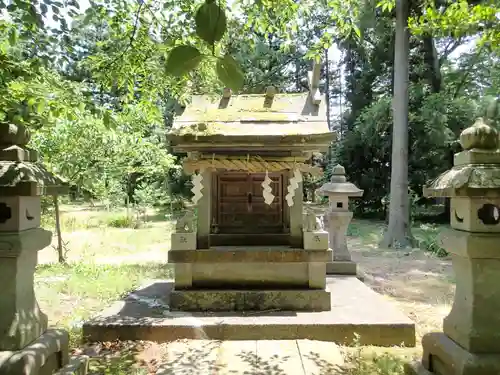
[
  {"left": 417, "top": 224, "right": 448, "bottom": 257},
  {"left": 105, "top": 214, "right": 138, "bottom": 229}
]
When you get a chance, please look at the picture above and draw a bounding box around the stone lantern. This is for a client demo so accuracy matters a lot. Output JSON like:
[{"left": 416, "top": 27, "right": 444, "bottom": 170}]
[
  {"left": 406, "top": 118, "right": 500, "bottom": 375},
  {"left": 316, "top": 164, "right": 363, "bottom": 275},
  {"left": 0, "top": 123, "right": 88, "bottom": 374}
]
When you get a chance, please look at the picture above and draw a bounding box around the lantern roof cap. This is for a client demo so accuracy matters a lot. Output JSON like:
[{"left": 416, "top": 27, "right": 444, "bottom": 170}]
[
  {"left": 424, "top": 118, "right": 500, "bottom": 198},
  {"left": 316, "top": 164, "right": 363, "bottom": 197}
]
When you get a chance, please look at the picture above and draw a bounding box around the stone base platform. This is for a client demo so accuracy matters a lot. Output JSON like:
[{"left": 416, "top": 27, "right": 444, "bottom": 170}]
[
  {"left": 326, "top": 261, "right": 357, "bottom": 275},
  {"left": 405, "top": 332, "right": 500, "bottom": 375},
  {"left": 170, "top": 288, "right": 331, "bottom": 311},
  {"left": 83, "top": 276, "right": 416, "bottom": 347},
  {"left": 0, "top": 329, "right": 89, "bottom": 375}
]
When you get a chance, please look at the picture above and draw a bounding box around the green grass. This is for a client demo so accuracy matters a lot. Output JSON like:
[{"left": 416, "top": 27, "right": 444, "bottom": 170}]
[
  {"left": 347, "top": 219, "right": 448, "bottom": 257},
  {"left": 342, "top": 349, "right": 408, "bottom": 375},
  {"left": 38, "top": 206, "right": 174, "bottom": 263},
  {"left": 35, "top": 262, "right": 173, "bottom": 348}
]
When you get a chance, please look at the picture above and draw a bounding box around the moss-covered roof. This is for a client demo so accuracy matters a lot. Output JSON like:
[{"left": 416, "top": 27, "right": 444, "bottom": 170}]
[{"left": 169, "top": 93, "right": 332, "bottom": 140}]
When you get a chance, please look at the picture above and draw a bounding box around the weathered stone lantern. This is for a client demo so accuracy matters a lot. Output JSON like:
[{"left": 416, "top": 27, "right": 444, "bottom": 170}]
[
  {"left": 316, "top": 164, "right": 363, "bottom": 275},
  {"left": 0, "top": 123, "right": 88, "bottom": 374},
  {"left": 407, "top": 118, "right": 500, "bottom": 375}
]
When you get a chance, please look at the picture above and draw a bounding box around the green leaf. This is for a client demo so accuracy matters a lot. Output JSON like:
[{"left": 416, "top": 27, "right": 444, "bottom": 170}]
[
  {"left": 103, "top": 111, "right": 111, "bottom": 128},
  {"left": 165, "top": 45, "right": 203, "bottom": 77},
  {"left": 353, "top": 25, "right": 361, "bottom": 38},
  {"left": 195, "top": 2, "right": 227, "bottom": 46},
  {"left": 8, "top": 29, "right": 17, "bottom": 46},
  {"left": 36, "top": 100, "right": 46, "bottom": 113},
  {"left": 216, "top": 54, "right": 244, "bottom": 92},
  {"left": 27, "top": 97, "right": 36, "bottom": 108}
]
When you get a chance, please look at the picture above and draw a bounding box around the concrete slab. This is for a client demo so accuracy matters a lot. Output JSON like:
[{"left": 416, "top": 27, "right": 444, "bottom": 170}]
[
  {"left": 157, "top": 339, "right": 222, "bottom": 374},
  {"left": 297, "top": 340, "right": 344, "bottom": 375},
  {"left": 155, "top": 339, "right": 344, "bottom": 375},
  {"left": 256, "top": 340, "right": 303, "bottom": 374},
  {"left": 83, "top": 276, "right": 416, "bottom": 347},
  {"left": 216, "top": 341, "right": 256, "bottom": 375}
]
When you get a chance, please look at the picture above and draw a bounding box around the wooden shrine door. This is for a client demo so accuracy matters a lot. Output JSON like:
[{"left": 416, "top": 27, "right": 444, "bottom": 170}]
[{"left": 213, "top": 172, "right": 285, "bottom": 234}]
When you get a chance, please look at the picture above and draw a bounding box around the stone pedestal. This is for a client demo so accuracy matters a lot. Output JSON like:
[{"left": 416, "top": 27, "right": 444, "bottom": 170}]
[
  {"left": 0, "top": 228, "right": 51, "bottom": 351},
  {"left": 324, "top": 211, "right": 357, "bottom": 275},
  {"left": 303, "top": 231, "right": 329, "bottom": 250},
  {"left": 316, "top": 165, "right": 363, "bottom": 276},
  {"left": 171, "top": 232, "right": 197, "bottom": 251},
  {"left": 168, "top": 247, "right": 332, "bottom": 311},
  {"left": 0, "top": 123, "right": 87, "bottom": 375},
  {"left": 302, "top": 206, "right": 329, "bottom": 250},
  {"left": 406, "top": 118, "right": 500, "bottom": 375}
]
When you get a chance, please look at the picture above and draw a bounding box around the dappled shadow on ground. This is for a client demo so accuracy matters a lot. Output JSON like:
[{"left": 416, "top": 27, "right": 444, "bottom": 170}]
[
  {"left": 81, "top": 340, "right": 350, "bottom": 375},
  {"left": 84, "top": 340, "right": 227, "bottom": 374}
]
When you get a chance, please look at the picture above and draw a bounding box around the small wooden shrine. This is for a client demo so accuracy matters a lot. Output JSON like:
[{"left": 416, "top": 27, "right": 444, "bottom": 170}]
[{"left": 167, "top": 63, "right": 337, "bottom": 312}]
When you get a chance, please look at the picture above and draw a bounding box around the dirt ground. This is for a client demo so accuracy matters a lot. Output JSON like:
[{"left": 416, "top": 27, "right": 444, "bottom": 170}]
[{"left": 349, "top": 234, "right": 454, "bottom": 343}]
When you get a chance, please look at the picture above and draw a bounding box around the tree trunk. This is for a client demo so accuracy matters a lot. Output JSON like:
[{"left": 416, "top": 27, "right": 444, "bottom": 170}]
[
  {"left": 380, "top": 0, "right": 414, "bottom": 249},
  {"left": 325, "top": 48, "right": 332, "bottom": 130},
  {"left": 422, "top": 35, "right": 442, "bottom": 93},
  {"left": 53, "top": 195, "right": 65, "bottom": 263}
]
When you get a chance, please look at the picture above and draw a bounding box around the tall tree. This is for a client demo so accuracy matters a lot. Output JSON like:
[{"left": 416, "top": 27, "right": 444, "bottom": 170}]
[{"left": 380, "top": 0, "right": 414, "bottom": 248}]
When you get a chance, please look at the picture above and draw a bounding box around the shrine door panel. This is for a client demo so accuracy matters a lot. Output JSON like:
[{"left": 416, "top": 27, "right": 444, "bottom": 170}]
[{"left": 215, "top": 172, "right": 284, "bottom": 234}]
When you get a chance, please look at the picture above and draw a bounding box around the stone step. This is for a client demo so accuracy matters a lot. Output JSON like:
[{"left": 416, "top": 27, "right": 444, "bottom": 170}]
[
  {"left": 170, "top": 288, "right": 331, "bottom": 311},
  {"left": 210, "top": 234, "right": 291, "bottom": 246},
  {"left": 168, "top": 246, "right": 331, "bottom": 263}
]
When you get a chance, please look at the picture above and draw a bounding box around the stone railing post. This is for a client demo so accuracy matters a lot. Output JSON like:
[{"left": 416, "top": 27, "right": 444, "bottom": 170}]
[
  {"left": 0, "top": 123, "right": 88, "bottom": 374},
  {"left": 406, "top": 118, "right": 500, "bottom": 375},
  {"left": 316, "top": 164, "right": 363, "bottom": 275}
]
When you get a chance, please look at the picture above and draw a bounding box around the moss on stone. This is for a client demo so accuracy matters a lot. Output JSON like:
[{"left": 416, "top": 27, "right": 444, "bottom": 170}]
[
  {"left": 424, "top": 164, "right": 500, "bottom": 197},
  {"left": 170, "top": 92, "right": 331, "bottom": 138},
  {"left": 170, "top": 121, "right": 330, "bottom": 137},
  {"left": 184, "top": 110, "right": 296, "bottom": 123}
]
